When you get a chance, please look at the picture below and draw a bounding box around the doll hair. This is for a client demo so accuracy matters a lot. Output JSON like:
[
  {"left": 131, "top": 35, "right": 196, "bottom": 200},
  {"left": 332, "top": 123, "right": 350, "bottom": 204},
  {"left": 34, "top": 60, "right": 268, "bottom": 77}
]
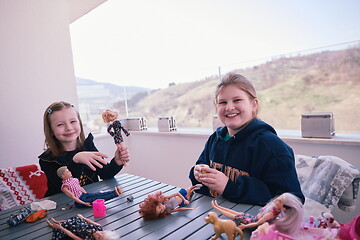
[
  {"left": 43, "top": 101, "right": 85, "bottom": 157},
  {"left": 56, "top": 166, "right": 68, "bottom": 178},
  {"left": 266, "top": 193, "right": 304, "bottom": 235},
  {"left": 102, "top": 109, "right": 118, "bottom": 123},
  {"left": 215, "top": 72, "right": 260, "bottom": 117},
  {"left": 102, "top": 230, "right": 120, "bottom": 240},
  {"left": 138, "top": 191, "right": 170, "bottom": 220}
]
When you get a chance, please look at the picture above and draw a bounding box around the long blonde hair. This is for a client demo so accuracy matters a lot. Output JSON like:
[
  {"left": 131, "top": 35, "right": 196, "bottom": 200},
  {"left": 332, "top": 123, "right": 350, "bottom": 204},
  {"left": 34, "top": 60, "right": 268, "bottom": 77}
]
[{"left": 43, "top": 101, "right": 85, "bottom": 157}]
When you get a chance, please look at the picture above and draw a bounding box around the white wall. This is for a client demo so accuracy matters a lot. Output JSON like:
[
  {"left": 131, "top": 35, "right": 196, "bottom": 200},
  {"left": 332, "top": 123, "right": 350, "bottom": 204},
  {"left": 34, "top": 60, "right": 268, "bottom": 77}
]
[{"left": 0, "top": 0, "right": 104, "bottom": 168}]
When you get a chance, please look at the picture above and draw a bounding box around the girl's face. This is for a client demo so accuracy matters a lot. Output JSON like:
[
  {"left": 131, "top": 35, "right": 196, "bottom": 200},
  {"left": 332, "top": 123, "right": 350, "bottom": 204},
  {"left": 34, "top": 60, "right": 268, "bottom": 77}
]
[
  {"left": 49, "top": 107, "right": 81, "bottom": 151},
  {"left": 216, "top": 85, "right": 258, "bottom": 136}
]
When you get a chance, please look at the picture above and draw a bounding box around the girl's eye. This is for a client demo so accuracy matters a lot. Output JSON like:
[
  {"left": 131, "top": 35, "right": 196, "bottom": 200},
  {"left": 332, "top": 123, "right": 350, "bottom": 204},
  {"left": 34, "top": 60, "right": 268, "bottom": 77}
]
[
  {"left": 71, "top": 120, "right": 78, "bottom": 123},
  {"left": 234, "top": 98, "right": 242, "bottom": 102},
  {"left": 218, "top": 101, "right": 226, "bottom": 105},
  {"left": 57, "top": 123, "right": 64, "bottom": 127}
]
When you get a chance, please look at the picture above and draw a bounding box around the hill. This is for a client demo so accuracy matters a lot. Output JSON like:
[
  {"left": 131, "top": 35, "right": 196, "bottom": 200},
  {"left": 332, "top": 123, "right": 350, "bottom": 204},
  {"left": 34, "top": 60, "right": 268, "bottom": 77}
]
[{"left": 127, "top": 47, "right": 360, "bottom": 131}]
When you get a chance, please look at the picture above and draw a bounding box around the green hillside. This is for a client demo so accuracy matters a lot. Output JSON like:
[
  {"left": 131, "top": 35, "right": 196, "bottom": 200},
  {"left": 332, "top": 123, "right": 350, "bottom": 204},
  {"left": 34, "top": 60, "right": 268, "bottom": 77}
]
[{"left": 125, "top": 47, "right": 360, "bottom": 131}]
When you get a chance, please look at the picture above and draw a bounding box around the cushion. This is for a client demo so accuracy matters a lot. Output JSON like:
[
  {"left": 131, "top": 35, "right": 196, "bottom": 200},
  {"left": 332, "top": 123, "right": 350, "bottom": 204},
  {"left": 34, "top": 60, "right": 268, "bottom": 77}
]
[
  {"left": 0, "top": 164, "right": 48, "bottom": 211},
  {"left": 295, "top": 155, "right": 360, "bottom": 218}
]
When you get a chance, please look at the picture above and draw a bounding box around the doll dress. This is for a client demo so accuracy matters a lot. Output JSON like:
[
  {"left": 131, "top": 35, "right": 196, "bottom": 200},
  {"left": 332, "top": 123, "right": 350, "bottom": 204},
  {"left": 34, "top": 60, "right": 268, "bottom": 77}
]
[{"left": 51, "top": 216, "right": 103, "bottom": 240}]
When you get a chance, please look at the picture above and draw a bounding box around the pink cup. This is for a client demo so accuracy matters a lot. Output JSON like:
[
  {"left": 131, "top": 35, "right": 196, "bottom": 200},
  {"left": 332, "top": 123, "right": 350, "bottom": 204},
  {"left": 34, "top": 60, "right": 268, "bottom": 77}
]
[{"left": 92, "top": 199, "right": 106, "bottom": 217}]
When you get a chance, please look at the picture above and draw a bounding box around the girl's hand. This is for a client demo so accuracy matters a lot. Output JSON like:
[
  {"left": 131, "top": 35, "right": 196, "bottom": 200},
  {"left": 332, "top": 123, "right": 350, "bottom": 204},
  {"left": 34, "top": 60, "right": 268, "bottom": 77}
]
[
  {"left": 73, "top": 152, "right": 109, "bottom": 171},
  {"left": 193, "top": 164, "right": 208, "bottom": 182},
  {"left": 197, "top": 166, "right": 228, "bottom": 195},
  {"left": 114, "top": 145, "right": 130, "bottom": 166},
  {"left": 184, "top": 200, "right": 190, "bottom": 205}
]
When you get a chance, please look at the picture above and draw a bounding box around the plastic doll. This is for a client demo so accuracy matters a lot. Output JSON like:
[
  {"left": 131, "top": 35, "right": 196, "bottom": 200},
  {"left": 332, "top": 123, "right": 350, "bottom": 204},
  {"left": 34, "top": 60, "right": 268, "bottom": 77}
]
[
  {"left": 57, "top": 166, "right": 122, "bottom": 208},
  {"left": 102, "top": 109, "right": 130, "bottom": 151},
  {"left": 138, "top": 185, "right": 199, "bottom": 220},
  {"left": 46, "top": 213, "right": 119, "bottom": 240},
  {"left": 211, "top": 192, "right": 303, "bottom": 235}
]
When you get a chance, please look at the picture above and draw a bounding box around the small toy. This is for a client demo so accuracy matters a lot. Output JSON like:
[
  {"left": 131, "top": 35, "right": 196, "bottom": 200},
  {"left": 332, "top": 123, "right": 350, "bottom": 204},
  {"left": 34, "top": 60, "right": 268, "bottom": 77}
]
[
  {"left": 46, "top": 214, "right": 119, "bottom": 240},
  {"left": 302, "top": 216, "right": 316, "bottom": 229},
  {"left": 127, "top": 195, "right": 134, "bottom": 202},
  {"left": 7, "top": 207, "right": 32, "bottom": 226},
  {"left": 102, "top": 109, "right": 130, "bottom": 151},
  {"left": 205, "top": 211, "right": 243, "bottom": 240},
  {"left": 138, "top": 185, "right": 197, "bottom": 220},
  {"left": 211, "top": 192, "right": 303, "bottom": 235},
  {"left": 57, "top": 166, "right": 122, "bottom": 208},
  {"left": 319, "top": 212, "right": 341, "bottom": 229}
]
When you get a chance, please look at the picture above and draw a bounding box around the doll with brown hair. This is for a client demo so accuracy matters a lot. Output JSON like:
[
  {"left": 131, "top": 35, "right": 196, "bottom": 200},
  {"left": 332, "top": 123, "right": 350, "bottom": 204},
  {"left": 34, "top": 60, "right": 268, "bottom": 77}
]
[
  {"left": 211, "top": 192, "right": 304, "bottom": 235},
  {"left": 139, "top": 185, "right": 199, "bottom": 220},
  {"left": 102, "top": 109, "right": 130, "bottom": 151}
]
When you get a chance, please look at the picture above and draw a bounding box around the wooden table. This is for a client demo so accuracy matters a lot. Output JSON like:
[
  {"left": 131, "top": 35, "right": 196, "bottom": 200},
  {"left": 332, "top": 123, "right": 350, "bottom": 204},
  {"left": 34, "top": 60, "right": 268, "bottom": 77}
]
[{"left": 0, "top": 174, "right": 260, "bottom": 240}]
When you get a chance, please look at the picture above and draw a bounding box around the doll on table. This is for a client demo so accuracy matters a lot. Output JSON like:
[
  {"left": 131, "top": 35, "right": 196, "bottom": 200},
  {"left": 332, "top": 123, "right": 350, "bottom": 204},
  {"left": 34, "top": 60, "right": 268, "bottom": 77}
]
[
  {"left": 139, "top": 185, "right": 200, "bottom": 220},
  {"left": 46, "top": 214, "right": 119, "bottom": 240},
  {"left": 211, "top": 192, "right": 303, "bottom": 235},
  {"left": 57, "top": 166, "right": 122, "bottom": 208},
  {"left": 102, "top": 109, "right": 130, "bottom": 151}
]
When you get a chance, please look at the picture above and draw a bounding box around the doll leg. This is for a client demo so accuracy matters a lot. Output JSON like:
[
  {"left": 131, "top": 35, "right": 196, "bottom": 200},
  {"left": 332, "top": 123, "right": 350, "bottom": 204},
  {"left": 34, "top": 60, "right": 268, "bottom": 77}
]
[
  {"left": 211, "top": 200, "right": 239, "bottom": 219},
  {"left": 79, "top": 190, "right": 118, "bottom": 204}
]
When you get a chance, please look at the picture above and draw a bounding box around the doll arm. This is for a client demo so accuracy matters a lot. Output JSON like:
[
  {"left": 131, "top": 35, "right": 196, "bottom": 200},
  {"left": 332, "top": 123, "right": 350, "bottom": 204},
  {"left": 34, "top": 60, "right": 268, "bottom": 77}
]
[
  {"left": 62, "top": 186, "right": 91, "bottom": 207},
  {"left": 167, "top": 192, "right": 190, "bottom": 205},
  {"left": 239, "top": 211, "right": 274, "bottom": 230},
  {"left": 168, "top": 207, "right": 196, "bottom": 214},
  {"left": 77, "top": 214, "right": 101, "bottom": 226}
]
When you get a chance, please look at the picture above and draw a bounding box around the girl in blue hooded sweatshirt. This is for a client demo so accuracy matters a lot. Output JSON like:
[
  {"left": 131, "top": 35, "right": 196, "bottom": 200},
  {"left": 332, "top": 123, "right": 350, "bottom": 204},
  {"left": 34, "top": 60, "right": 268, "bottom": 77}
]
[{"left": 189, "top": 72, "right": 304, "bottom": 206}]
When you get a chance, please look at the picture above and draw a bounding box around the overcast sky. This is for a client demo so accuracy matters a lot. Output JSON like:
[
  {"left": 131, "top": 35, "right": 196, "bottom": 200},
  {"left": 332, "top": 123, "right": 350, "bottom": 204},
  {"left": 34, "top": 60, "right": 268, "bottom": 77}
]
[{"left": 70, "top": 0, "right": 360, "bottom": 89}]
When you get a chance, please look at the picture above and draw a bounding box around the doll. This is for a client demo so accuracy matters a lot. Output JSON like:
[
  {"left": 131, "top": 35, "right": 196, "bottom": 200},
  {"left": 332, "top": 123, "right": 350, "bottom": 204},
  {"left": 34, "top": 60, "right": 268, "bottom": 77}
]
[
  {"left": 211, "top": 192, "right": 303, "bottom": 235},
  {"left": 102, "top": 109, "right": 130, "bottom": 151},
  {"left": 57, "top": 166, "right": 122, "bottom": 208},
  {"left": 46, "top": 213, "right": 119, "bottom": 240},
  {"left": 139, "top": 185, "right": 199, "bottom": 220}
]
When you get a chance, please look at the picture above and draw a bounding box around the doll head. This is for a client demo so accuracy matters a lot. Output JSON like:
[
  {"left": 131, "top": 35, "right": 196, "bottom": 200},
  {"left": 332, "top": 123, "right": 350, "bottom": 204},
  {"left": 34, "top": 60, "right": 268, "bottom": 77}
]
[
  {"left": 102, "top": 109, "right": 118, "bottom": 123},
  {"left": 270, "top": 193, "right": 304, "bottom": 235},
  {"left": 43, "top": 101, "right": 85, "bottom": 156},
  {"left": 56, "top": 166, "right": 72, "bottom": 180},
  {"left": 138, "top": 191, "right": 169, "bottom": 220}
]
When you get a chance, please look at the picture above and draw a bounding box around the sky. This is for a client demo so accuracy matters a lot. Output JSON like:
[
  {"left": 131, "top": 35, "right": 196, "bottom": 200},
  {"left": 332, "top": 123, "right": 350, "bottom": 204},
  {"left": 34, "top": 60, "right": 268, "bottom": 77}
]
[{"left": 70, "top": 0, "right": 360, "bottom": 89}]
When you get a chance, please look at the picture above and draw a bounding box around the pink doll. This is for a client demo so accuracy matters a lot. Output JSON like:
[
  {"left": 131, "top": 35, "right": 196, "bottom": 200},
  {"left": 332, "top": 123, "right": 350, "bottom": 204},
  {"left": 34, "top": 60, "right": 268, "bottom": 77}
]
[
  {"left": 139, "top": 186, "right": 198, "bottom": 220},
  {"left": 211, "top": 192, "right": 304, "bottom": 235},
  {"left": 102, "top": 109, "right": 130, "bottom": 151},
  {"left": 57, "top": 166, "right": 122, "bottom": 208}
]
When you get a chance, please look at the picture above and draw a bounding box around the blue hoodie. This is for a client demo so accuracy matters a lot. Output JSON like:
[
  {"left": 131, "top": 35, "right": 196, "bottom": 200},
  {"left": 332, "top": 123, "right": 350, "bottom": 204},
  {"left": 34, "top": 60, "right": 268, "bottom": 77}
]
[{"left": 189, "top": 118, "right": 304, "bottom": 206}]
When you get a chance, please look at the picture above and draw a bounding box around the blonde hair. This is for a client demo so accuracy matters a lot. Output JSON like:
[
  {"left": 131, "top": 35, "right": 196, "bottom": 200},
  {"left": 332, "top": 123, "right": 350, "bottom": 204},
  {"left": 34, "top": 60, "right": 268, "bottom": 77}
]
[
  {"left": 215, "top": 72, "right": 260, "bottom": 117},
  {"left": 102, "top": 230, "right": 120, "bottom": 240},
  {"left": 43, "top": 101, "right": 85, "bottom": 157},
  {"left": 102, "top": 109, "right": 118, "bottom": 123}
]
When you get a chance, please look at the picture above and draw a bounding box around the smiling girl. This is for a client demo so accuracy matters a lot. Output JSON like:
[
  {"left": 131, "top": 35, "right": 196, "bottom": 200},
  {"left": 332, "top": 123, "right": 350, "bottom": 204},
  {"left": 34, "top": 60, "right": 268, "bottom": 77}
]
[
  {"left": 39, "top": 101, "right": 129, "bottom": 197},
  {"left": 189, "top": 73, "right": 304, "bottom": 206}
]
